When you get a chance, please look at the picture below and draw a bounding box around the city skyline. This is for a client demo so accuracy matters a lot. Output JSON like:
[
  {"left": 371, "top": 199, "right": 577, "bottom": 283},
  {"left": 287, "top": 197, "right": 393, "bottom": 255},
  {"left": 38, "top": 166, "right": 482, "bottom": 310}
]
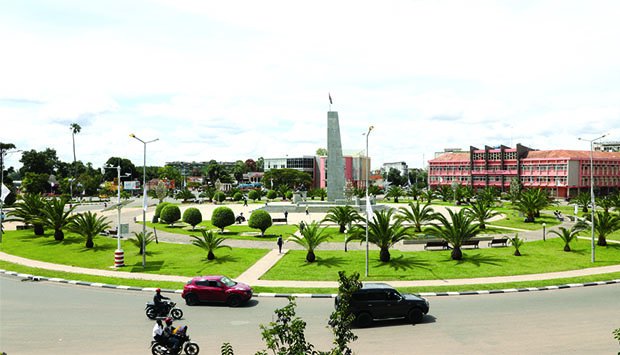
[{"left": 1, "top": 1, "right": 619, "bottom": 171}]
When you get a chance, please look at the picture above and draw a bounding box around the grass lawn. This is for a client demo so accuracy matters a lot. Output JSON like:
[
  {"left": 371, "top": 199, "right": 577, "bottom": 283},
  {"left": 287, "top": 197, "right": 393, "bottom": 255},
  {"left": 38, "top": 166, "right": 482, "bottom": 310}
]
[
  {"left": 262, "top": 239, "right": 620, "bottom": 282},
  {"left": 144, "top": 221, "right": 299, "bottom": 241},
  {"left": 0, "top": 230, "right": 269, "bottom": 278}
]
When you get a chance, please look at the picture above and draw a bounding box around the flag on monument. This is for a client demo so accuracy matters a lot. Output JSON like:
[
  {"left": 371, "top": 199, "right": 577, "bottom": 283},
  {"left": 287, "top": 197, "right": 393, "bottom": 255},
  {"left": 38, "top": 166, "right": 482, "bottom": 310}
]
[
  {"left": 329, "top": 93, "right": 333, "bottom": 105},
  {"left": 366, "top": 194, "right": 373, "bottom": 219},
  {"left": 1, "top": 184, "right": 10, "bottom": 202}
]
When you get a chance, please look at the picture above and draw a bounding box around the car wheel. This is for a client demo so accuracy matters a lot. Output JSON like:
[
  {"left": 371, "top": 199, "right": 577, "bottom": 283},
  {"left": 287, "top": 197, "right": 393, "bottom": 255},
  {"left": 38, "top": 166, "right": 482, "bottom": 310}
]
[
  {"left": 185, "top": 294, "right": 199, "bottom": 306},
  {"left": 227, "top": 295, "right": 242, "bottom": 307},
  {"left": 355, "top": 312, "right": 372, "bottom": 328},
  {"left": 184, "top": 342, "right": 200, "bottom": 355},
  {"left": 408, "top": 308, "right": 424, "bottom": 324}
]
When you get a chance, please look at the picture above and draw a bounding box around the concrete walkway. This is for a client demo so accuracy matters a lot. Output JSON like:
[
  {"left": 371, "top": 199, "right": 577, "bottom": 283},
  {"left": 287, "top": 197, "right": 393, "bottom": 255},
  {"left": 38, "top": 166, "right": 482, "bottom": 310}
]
[{"left": 2, "top": 200, "right": 620, "bottom": 289}]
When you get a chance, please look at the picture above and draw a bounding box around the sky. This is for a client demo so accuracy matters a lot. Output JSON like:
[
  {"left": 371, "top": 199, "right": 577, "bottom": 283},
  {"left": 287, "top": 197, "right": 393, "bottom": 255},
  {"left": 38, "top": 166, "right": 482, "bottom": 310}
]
[{"left": 1, "top": 0, "right": 619, "bottom": 172}]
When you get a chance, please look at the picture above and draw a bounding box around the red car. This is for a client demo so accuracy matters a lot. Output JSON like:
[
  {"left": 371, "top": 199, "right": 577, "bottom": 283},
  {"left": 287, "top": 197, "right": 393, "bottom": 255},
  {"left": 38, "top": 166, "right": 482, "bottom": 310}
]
[{"left": 182, "top": 275, "right": 253, "bottom": 307}]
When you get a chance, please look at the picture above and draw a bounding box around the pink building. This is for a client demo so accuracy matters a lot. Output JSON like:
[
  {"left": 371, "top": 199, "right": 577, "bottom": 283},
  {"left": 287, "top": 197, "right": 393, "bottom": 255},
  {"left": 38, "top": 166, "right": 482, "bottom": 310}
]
[
  {"left": 318, "top": 155, "right": 370, "bottom": 190},
  {"left": 428, "top": 144, "right": 620, "bottom": 198}
]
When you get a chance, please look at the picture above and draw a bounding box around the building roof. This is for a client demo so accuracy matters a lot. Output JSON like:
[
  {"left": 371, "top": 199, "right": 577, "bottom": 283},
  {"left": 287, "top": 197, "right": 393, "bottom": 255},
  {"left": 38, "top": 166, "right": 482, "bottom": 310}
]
[
  {"left": 430, "top": 152, "right": 469, "bottom": 162},
  {"left": 525, "top": 150, "right": 620, "bottom": 160}
]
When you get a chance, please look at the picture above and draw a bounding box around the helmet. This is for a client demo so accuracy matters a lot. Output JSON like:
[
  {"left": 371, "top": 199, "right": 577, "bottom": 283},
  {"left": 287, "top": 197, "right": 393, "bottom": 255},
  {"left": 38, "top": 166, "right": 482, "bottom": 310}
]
[
  {"left": 164, "top": 317, "right": 173, "bottom": 325},
  {"left": 155, "top": 288, "right": 161, "bottom": 293}
]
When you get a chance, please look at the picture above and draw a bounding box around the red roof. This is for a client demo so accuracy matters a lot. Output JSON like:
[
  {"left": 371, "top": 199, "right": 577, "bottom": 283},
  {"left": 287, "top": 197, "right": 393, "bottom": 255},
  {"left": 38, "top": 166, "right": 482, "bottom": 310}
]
[
  {"left": 430, "top": 152, "right": 469, "bottom": 162},
  {"left": 526, "top": 150, "right": 620, "bottom": 160}
]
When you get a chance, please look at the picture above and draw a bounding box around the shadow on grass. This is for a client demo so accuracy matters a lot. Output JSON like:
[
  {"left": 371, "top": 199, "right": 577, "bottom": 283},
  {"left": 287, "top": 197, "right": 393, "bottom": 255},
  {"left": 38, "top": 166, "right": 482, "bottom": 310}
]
[
  {"left": 42, "top": 237, "right": 82, "bottom": 246},
  {"left": 299, "top": 255, "right": 346, "bottom": 269},
  {"left": 442, "top": 253, "right": 505, "bottom": 267},
  {"left": 374, "top": 255, "right": 432, "bottom": 273},
  {"left": 128, "top": 260, "right": 165, "bottom": 273},
  {"left": 80, "top": 243, "right": 117, "bottom": 252}
]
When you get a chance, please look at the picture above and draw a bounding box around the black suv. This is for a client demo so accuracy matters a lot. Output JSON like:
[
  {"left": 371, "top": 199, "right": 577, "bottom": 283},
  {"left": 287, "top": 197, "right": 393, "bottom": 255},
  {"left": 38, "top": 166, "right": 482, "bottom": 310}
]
[{"left": 336, "top": 283, "right": 429, "bottom": 327}]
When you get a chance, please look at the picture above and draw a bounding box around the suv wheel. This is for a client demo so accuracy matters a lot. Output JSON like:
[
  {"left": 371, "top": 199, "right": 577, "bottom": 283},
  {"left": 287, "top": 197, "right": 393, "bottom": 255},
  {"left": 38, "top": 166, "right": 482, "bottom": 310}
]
[
  {"left": 408, "top": 308, "right": 424, "bottom": 324},
  {"left": 355, "top": 312, "right": 372, "bottom": 328}
]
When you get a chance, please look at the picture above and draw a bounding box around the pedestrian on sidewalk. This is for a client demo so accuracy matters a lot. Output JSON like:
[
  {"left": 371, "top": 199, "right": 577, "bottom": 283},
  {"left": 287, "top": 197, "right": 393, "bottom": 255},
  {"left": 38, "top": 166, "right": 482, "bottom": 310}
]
[
  {"left": 305, "top": 206, "right": 309, "bottom": 216},
  {"left": 277, "top": 235, "right": 283, "bottom": 254}
]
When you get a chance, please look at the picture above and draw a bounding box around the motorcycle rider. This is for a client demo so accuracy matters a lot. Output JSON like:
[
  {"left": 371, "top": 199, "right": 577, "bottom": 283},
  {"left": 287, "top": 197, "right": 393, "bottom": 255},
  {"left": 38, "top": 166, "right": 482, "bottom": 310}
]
[
  {"left": 153, "top": 288, "right": 170, "bottom": 316},
  {"left": 163, "top": 317, "right": 180, "bottom": 354},
  {"left": 152, "top": 319, "right": 165, "bottom": 344}
]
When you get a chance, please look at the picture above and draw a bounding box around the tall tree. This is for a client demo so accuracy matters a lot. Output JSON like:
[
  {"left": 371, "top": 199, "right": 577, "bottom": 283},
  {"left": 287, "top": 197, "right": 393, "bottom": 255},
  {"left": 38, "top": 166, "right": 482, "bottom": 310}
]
[
  {"left": 244, "top": 158, "right": 257, "bottom": 172},
  {"left": 262, "top": 168, "right": 312, "bottom": 191},
  {"left": 19, "top": 148, "right": 60, "bottom": 176},
  {"left": 69, "top": 123, "right": 81, "bottom": 198}
]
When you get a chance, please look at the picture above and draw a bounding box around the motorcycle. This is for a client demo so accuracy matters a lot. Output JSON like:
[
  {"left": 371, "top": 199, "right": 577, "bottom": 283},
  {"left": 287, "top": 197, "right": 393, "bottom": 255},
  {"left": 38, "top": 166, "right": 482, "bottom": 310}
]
[
  {"left": 146, "top": 300, "right": 184, "bottom": 320},
  {"left": 151, "top": 328, "right": 199, "bottom": 355}
]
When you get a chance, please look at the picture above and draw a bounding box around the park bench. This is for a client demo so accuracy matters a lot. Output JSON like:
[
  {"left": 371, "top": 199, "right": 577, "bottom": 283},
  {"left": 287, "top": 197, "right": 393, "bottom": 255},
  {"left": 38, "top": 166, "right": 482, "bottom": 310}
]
[
  {"left": 424, "top": 240, "right": 450, "bottom": 250},
  {"left": 272, "top": 217, "right": 288, "bottom": 224},
  {"left": 488, "top": 238, "right": 509, "bottom": 247},
  {"left": 461, "top": 240, "right": 480, "bottom": 249},
  {"left": 16, "top": 224, "right": 32, "bottom": 230}
]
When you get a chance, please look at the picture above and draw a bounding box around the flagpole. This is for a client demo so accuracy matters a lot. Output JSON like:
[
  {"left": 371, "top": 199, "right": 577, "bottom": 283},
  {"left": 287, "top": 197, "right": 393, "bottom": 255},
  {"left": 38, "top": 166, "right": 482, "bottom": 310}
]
[{"left": 364, "top": 125, "right": 374, "bottom": 277}]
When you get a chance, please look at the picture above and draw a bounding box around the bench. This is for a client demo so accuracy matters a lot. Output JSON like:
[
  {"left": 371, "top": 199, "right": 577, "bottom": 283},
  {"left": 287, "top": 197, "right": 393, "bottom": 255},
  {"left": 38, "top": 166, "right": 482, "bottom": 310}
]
[
  {"left": 488, "top": 238, "right": 509, "bottom": 247},
  {"left": 272, "top": 217, "right": 288, "bottom": 224},
  {"left": 424, "top": 240, "right": 450, "bottom": 250},
  {"left": 462, "top": 240, "right": 480, "bottom": 249},
  {"left": 16, "top": 224, "right": 32, "bottom": 230}
]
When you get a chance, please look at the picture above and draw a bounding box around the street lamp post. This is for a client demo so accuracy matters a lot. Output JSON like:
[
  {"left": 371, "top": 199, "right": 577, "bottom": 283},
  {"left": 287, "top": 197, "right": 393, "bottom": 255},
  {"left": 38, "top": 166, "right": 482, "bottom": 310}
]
[
  {"left": 0, "top": 146, "right": 21, "bottom": 243},
  {"left": 542, "top": 223, "right": 546, "bottom": 242},
  {"left": 103, "top": 163, "right": 128, "bottom": 267},
  {"left": 130, "top": 134, "right": 159, "bottom": 268},
  {"left": 578, "top": 133, "right": 608, "bottom": 263},
  {"left": 363, "top": 125, "right": 374, "bottom": 277}
]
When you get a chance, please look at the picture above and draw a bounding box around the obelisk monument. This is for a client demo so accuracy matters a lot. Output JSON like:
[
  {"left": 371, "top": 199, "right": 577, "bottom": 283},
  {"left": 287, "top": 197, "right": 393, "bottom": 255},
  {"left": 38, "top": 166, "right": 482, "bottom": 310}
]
[{"left": 327, "top": 111, "right": 345, "bottom": 201}]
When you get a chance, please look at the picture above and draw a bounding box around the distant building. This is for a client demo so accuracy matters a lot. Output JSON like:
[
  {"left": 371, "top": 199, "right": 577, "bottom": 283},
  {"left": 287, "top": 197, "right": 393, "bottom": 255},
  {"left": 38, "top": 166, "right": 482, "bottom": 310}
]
[
  {"left": 594, "top": 141, "right": 620, "bottom": 152},
  {"left": 428, "top": 144, "right": 620, "bottom": 198},
  {"left": 381, "top": 161, "right": 408, "bottom": 178}
]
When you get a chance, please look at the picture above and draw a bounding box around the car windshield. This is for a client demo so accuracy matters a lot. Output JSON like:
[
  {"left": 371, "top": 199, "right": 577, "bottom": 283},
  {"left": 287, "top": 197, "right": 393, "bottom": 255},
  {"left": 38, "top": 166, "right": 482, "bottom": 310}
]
[{"left": 220, "top": 276, "right": 236, "bottom": 287}]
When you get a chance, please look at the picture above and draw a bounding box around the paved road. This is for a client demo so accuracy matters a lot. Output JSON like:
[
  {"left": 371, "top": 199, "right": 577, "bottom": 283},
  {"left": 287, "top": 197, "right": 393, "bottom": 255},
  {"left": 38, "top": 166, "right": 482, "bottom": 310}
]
[{"left": 1, "top": 274, "right": 619, "bottom": 354}]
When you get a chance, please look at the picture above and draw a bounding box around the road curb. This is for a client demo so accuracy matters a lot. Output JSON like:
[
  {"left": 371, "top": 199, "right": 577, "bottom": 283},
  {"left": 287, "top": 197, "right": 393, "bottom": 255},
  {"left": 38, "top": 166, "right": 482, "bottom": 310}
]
[{"left": 2, "top": 269, "right": 619, "bottom": 298}]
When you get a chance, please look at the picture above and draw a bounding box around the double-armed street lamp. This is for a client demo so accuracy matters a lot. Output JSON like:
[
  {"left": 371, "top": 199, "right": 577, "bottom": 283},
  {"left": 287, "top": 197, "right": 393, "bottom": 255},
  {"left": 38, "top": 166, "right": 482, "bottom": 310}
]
[
  {"left": 578, "top": 133, "right": 608, "bottom": 263},
  {"left": 363, "top": 125, "right": 374, "bottom": 277},
  {"left": 130, "top": 134, "right": 159, "bottom": 268}
]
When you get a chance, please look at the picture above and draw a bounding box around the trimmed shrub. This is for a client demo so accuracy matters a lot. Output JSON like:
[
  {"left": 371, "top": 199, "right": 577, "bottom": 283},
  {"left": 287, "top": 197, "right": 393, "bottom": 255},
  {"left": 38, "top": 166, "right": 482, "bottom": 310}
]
[
  {"left": 211, "top": 206, "right": 235, "bottom": 232},
  {"left": 266, "top": 190, "right": 277, "bottom": 200},
  {"left": 248, "top": 189, "right": 261, "bottom": 201},
  {"left": 285, "top": 191, "right": 293, "bottom": 199},
  {"left": 160, "top": 204, "right": 181, "bottom": 226},
  {"left": 233, "top": 192, "right": 243, "bottom": 201},
  {"left": 182, "top": 207, "right": 203, "bottom": 230},
  {"left": 248, "top": 210, "right": 272, "bottom": 237},
  {"left": 214, "top": 191, "right": 226, "bottom": 203},
  {"left": 154, "top": 202, "right": 172, "bottom": 220}
]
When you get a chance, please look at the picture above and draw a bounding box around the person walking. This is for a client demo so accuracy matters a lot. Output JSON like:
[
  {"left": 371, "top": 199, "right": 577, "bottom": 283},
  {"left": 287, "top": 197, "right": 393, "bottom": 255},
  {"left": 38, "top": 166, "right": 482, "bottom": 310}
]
[
  {"left": 284, "top": 210, "right": 288, "bottom": 222},
  {"left": 305, "top": 206, "right": 309, "bottom": 215},
  {"left": 277, "top": 235, "right": 283, "bottom": 254}
]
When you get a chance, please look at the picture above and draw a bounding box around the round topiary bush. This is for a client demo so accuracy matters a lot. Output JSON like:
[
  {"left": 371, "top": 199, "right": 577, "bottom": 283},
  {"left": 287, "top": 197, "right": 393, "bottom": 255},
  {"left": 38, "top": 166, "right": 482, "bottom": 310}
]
[
  {"left": 211, "top": 206, "right": 235, "bottom": 232},
  {"left": 248, "top": 210, "right": 272, "bottom": 237},
  {"left": 182, "top": 207, "right": 203, "bottom": 230},
  {"left": 160, "top": 204, "right": 181, "bottom": 226},
  {"left": 248, "top": 189, "right": 261, "bottom": 201},
  {"left": 214, "top": 191, "right": 226, "bottom": 203},
  {"left": 155, "top": 202, "right": 172, "bottom": 220},
  {"left": 285, "top": 191, "right": 293, "bottom": 199},
  {"left": 266, "top": 190, "right": 277, "bottom": 200},
  {"left": 233, "top": 192, "right": 243, "bottom": 201}
]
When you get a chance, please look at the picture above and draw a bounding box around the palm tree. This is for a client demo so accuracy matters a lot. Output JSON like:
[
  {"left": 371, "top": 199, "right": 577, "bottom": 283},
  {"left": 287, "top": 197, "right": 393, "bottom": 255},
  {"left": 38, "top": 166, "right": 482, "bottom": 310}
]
[
  {"left": 39, "top": 196, "right": 76, "bottom": 241},
  {"left": 513, "top": 188, "right": 550, "bottom": 223},
  {"left": 130, "top": 231, "right": 155, "bottom": 255},
  {"left": 6, "top": 193, "right": 46, "bottom": 235},
  {"left": 596, "top": 195, "right": 614, "bottom": 213},
  {"left": 428, "top": 209, "right": 481, "bottom": 260},
  {"left": 407, "top": 185, "right": 421, "bottom": 201},
  {"left": 438, "top": 185, "right": 453, "bottom": 202},
  {"left": 69, "top": 123, "right": 81, "bottom": 198},
  {"left": 465, "top": 200, "right": 500, "bottom": 230},
  {"left": 420, "top": 189, "right": 435, "bottom": 204},
  {"left": 287, "top": 221, "right": 331, "bottom": 262},
  {"left": 510, "top": 233, "right": 524, "bottom": 256},
  {"left": 385, "top": 185, "right": 406, "bottom": 203},
  {"left": 575, "top": 192, "right": 591, "bottom": 213},
  {"left": 347, "top": 209, "right": 412, "bottom": 262},
  {"left": 548, "top": 225, "right": 583, "bottom": 252},
  {"left": 190, "top": 230, "right": 231, "bottom": 260},
  {"left": 397, "top": 201, "right": 438, "bottom": 233},
  {"left": 322, "top": 206, "right": 362, "bottom": 233},
  {"left": 66, "top": 211, "right": 111, "bottom": 248},
  {"left": 476, "top": 186, "right": 500, "bottom": 207},
  {"left": 592, "top": 211, "right": 620, "bottom": 246}
]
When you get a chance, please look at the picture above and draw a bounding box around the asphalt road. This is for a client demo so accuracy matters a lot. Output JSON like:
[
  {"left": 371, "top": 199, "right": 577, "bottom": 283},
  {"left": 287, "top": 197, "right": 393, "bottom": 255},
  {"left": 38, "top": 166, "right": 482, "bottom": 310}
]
[{"left": 1, "top": 275, "right": 619, "bottom": 354}]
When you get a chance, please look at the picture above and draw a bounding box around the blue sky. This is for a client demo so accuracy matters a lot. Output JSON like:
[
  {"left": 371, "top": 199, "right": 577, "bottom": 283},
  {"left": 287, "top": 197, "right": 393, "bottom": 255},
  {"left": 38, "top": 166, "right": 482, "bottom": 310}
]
[{"left": 1, "top": 0, "right": 619, "bottom": 171}]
